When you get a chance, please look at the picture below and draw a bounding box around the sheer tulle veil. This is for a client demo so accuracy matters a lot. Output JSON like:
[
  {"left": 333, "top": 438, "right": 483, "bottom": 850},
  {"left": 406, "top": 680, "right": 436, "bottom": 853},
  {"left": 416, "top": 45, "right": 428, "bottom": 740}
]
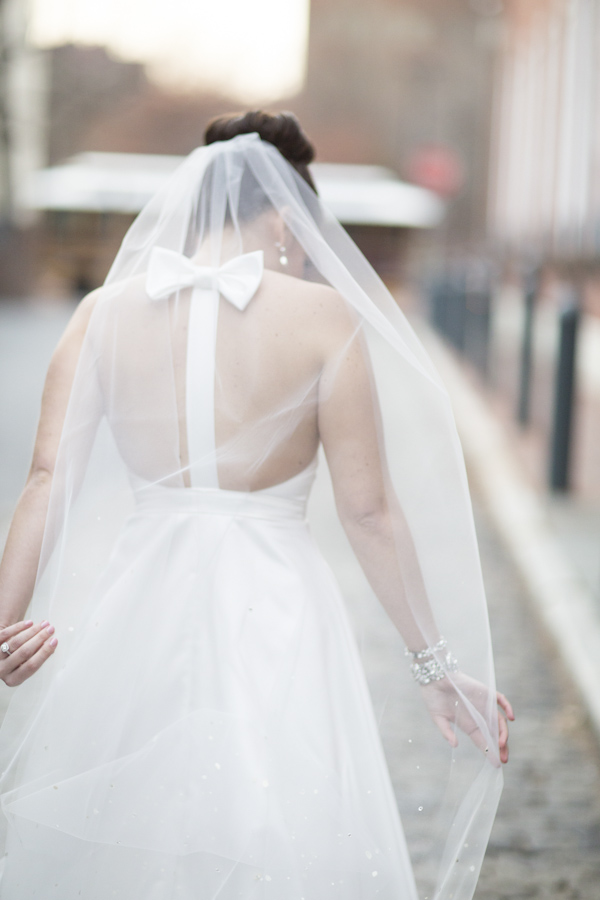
[{"left": 0, "top": 132, "right": 502, "bottom": 899}]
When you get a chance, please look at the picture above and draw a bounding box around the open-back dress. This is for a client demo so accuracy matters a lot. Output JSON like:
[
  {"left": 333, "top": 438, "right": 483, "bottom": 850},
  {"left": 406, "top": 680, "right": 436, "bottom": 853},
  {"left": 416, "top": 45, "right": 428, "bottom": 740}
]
[{"left": 0, "top": 270, "right": 420, "bottom": 900}]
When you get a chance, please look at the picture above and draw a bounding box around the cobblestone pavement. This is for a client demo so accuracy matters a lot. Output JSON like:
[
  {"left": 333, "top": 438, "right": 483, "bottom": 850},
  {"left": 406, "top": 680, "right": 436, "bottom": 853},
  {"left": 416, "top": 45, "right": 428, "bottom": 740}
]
[
  {"left": 474, "top": 496, "right": 600, "bottom": 900},
  {"left": 311, "top": 454, "right": 600, "bottom": 898}
]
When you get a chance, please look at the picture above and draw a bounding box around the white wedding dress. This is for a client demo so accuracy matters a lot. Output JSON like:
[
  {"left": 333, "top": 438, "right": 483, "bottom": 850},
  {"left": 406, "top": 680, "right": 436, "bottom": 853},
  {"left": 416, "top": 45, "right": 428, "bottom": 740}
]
[{"left": 0, "top": 277, "right": 420, "bottom": 899}]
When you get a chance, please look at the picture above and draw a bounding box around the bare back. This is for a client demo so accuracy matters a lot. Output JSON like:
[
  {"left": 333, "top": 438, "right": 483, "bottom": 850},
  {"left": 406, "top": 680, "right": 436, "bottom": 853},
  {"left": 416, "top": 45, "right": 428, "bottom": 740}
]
[{"left": 98, "top": 268, "right": 360, "bottom": 493}]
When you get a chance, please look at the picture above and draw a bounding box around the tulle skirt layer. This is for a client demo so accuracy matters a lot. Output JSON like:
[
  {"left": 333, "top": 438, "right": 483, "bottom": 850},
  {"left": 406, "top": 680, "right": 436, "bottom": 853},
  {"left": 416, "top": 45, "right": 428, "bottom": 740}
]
[{"left": 0, "top": 489, "right": 418, "bottom": 899}]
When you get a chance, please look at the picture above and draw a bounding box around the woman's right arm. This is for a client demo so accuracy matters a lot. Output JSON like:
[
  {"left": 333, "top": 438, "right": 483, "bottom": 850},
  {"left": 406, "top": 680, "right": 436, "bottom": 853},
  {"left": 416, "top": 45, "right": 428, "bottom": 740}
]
[
  {"left": 317, "top": 305, "right": 513, "bottom": 763},
  {"left": 0, "top": 292, "right": 98, "bottom": 685},
  {"left": 317, "top": 309, "right": 435, "bottom": 650}
]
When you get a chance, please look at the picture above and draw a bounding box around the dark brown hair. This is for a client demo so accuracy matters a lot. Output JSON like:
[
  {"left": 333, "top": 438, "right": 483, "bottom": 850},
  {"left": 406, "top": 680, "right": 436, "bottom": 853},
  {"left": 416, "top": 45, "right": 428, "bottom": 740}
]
[{"left": 204, "top": 110, "right": 317, "bottom": 194}]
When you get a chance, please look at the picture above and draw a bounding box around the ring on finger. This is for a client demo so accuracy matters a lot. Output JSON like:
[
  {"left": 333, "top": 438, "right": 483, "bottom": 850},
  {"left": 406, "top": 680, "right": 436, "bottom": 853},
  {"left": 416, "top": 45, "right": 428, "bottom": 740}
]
[{"left": 1, "top": 642, "right": 12, "bottom": 656}]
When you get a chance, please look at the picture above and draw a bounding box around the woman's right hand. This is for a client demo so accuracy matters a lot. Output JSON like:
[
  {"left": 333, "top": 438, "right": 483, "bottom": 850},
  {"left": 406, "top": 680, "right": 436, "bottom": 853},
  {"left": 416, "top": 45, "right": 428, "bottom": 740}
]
[
  {"left": 0, "top": 620, "right": 58, "bottom": 687},
  {"left": 420, "top": 670, "right": 514, "bottom": 766}
]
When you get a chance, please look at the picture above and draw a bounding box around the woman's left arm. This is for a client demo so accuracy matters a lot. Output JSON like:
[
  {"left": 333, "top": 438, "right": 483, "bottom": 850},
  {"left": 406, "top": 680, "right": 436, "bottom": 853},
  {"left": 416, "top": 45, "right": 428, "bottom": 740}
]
[{"left": 0, "top": 292, "right": 99, "bottom": 632}]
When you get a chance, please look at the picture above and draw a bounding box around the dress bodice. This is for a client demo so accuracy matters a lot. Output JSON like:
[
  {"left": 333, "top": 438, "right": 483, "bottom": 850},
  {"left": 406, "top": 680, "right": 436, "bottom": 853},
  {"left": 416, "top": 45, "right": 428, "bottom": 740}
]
[{"left": 253, "top": 455, "right": 318, "bottom": 504}]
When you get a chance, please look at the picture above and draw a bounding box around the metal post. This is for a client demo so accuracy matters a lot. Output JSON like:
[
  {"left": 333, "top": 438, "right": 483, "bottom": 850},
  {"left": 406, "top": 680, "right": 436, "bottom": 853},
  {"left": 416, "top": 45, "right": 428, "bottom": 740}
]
[
  {"left": 430, "top": 272, "right": 448, "bottom": 336},
  {"left": 447, "top": 263, "right": 467, "bottom": 352},
  {"left": 479, "top": 274, "right": 493, "bottom": 380},
  {"left": 516, "top": 267, "right": 539, "bottom": 426},
  {"left": 464, "top": 259, "right": 493, "bottom": 378},
  {"left": 549, "top": 289, "right": 580, "bottom": 492}
]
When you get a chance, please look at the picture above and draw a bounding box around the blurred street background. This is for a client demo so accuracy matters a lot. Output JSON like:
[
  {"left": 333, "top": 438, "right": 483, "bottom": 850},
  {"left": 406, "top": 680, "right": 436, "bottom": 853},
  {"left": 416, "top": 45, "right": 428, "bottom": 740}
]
[{"left": 2, "top": 0, "right": 600, "bottom": 896}]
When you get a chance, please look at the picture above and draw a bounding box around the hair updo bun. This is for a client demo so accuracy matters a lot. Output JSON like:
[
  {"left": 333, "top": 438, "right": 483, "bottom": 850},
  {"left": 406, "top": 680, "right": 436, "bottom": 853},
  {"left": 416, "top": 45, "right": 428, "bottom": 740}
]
[{"left": 204, "top": 110, "right": 317, "bottom": 193}]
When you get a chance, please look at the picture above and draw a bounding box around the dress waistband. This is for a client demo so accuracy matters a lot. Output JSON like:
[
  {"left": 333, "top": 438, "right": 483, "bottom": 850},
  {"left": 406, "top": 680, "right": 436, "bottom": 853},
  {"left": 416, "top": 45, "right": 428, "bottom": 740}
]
[{"left": 133, "top": 484, "right": 307, "bottom": 522}]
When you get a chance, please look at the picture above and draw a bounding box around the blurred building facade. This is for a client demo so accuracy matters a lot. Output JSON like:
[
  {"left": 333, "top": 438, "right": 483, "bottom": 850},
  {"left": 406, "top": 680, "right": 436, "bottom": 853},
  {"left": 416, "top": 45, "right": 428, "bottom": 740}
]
[
  {"left": 47, "top": 45, "right": 148, "bottom": 165},
  {"left": 489, "top": 0, "right": 600, "bottom": 264},
  {"left": 0, "top": 0, "right": 46, "bottom": 222},
  {"left": 45, "top": 45, "right": 242, "bottom": 163},
  {"left": 435, "top": 0, "right": 600, "bottom": 503},
  {"left": 297, "top": 0, "right": 503, "bottom": 244},
  {"left": 0, "top": 0, "right": 47, "bottom": 293}
]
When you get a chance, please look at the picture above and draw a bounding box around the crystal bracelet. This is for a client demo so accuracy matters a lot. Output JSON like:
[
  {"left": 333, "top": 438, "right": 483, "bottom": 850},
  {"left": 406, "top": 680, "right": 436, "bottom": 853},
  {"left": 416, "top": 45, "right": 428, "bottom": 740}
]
[
  {"left": 408, "top": 651, "right": 459, "bottom": 685},
  {"left": 404, "top": 638, "right": 459, "bottom": 685},
  {"left": 404, "top": 637, "right": 448, "bottom": 661}
]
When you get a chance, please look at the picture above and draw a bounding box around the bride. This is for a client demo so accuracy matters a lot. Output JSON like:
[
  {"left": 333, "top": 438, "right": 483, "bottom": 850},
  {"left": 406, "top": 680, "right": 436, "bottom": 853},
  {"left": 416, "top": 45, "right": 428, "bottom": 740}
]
[{"left": 0, "top": 111, "right": 512, "bottom": 899}]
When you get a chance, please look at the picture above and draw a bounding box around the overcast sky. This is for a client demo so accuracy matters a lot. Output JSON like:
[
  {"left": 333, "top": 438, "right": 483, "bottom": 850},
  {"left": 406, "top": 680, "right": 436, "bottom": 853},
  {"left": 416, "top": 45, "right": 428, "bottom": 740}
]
[{"left": 29, "top": 0, "right": 310, "bottom": 102}]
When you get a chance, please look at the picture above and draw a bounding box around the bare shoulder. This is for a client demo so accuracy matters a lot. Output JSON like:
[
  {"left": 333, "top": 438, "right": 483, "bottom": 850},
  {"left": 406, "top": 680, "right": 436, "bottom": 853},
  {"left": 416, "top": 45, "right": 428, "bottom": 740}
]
[
  {"left": 261, "top": 269, "right": 358, "bottom": 347},
  {"left": 39, "top": 299, "right": 86, "bottom": 390},
  {"left": 63, "top": 273, "right": 151, "bottom": 343},
  {"left": 263, "top": 268, "right": 347, "bottom": 308},
  {"left": 61, "top": 286, "right": 103, "bottom": 341}
]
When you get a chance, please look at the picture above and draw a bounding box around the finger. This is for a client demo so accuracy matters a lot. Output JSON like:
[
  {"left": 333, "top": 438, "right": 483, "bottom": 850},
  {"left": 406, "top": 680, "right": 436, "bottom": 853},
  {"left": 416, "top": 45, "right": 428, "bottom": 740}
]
[
  {"left": 0, "top": 622, "right": 52, "bottom": 670},
  {"left": 432, "top": 716, "right": 459, "bottom": 748},
  {"left": 497, "top": 691, "right": 515, "bottom": 721},
  {"left": 1, "top": 621, "right": 51, "bottom": 658},
  {"left": 3, "top": 625, "right": 55, "bottom": 674},
  {"left": 497, "top": 711, "right": 509, "bottom": 747},
  {"left": 4, "top": 635, "right": 58, "bottom": 687},
  {"left": 497, "top": 713, "right": 509, "bottom": 764},
  {"left": 0, "top": 619, "right": 36, "bottom": 648},
  {"left": 464, "top": 723, "right": 502, "bottom": 768}
]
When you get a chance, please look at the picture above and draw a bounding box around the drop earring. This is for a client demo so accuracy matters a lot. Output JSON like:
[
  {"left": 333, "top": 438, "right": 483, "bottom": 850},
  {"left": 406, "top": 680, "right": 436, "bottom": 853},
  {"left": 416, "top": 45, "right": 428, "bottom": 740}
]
[{"left": 275, "top": 241, "right": 288, "bottom": 267}]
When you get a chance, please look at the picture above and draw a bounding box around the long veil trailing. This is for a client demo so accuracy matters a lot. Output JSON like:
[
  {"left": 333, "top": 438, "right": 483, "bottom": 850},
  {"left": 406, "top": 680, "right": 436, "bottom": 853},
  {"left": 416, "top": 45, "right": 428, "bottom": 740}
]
[{"left": 0, "top": 133, "right": 502, "bottom": 899}]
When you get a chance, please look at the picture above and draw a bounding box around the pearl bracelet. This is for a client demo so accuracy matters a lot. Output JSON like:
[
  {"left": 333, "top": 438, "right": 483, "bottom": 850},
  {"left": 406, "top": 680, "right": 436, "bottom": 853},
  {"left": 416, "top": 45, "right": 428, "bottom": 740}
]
[{"left": 404, "top": 637, "right": 459, "bottom": 685}]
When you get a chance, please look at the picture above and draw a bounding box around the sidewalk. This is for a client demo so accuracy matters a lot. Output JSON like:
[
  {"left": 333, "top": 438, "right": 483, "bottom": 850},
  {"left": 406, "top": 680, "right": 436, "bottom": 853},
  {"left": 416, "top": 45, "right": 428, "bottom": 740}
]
[{"left": 421, "top": 325, "right": 600, "bottom": 742}]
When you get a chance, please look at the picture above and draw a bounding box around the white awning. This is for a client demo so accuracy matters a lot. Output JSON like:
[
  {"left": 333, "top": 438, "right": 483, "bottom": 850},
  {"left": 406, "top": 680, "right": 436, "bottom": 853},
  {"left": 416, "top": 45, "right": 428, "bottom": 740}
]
[
  {"left": 24, "top": 152, "right": 444, "bottom": 229},
  {"left": 311, "top": 163, "right": 444, "bottom": 228}
]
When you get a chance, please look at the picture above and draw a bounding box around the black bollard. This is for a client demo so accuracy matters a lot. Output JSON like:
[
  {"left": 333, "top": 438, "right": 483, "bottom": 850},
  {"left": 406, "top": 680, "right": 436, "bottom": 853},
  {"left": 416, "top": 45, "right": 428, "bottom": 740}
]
[
  {"left": 516, "top": 267, "right": 539, "bottom": 426},
  {"left": 446, "top": 263, "right": 468, "bottom": 352},
  {"left": 428, "top": 264, "right": 466, "bottom": 350},
  {"left": 430, "top": 273, "right": 449, "bottom": 336},
  {"left": 479, "top": 272, "right": 493, "bottom": 380},
  {"left": 549, "top": 289, "right": 580, "bottom": 491},
  {"left": 464, "top": 259, "right": 493, "bottom": 378}
]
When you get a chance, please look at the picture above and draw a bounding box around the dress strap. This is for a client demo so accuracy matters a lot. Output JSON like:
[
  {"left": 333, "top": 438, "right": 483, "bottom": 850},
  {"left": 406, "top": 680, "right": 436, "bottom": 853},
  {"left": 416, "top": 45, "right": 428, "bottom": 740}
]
[{"left": 186, "top": 287, "right": 220, "bottom": 489}]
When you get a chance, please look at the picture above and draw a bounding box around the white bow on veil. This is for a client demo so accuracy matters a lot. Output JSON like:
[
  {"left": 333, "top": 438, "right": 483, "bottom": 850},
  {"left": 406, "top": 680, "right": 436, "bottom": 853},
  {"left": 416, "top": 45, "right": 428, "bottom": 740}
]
[{"left": 146, "top": 248, "right": 264, "bottom": 309}]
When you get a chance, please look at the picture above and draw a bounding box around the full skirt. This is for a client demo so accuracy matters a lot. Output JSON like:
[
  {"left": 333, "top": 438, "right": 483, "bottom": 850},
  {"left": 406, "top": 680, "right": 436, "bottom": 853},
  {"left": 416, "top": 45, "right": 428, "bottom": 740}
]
[{"left": 0, "top": 491, "right": 419, "bottom": 899}]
